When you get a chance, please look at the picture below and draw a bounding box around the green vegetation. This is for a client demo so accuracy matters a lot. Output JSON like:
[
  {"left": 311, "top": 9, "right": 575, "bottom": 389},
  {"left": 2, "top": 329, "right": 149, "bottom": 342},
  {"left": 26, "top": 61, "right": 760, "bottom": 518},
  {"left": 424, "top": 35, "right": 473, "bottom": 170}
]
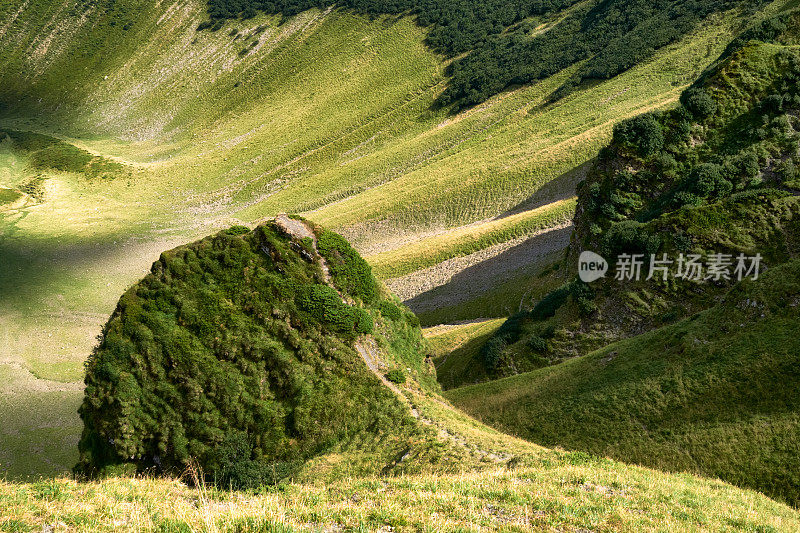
[
  {"left": 577, "top": 23, "right": 800, "bottom": 247},
  {"left": 425, "top": 319, "right": 504, "bottom": 390},
  {"left": 6, "top": 456, "right": 800, "bottom": 532},
  {"left": 316, "top": 228, "right": 378, "bottom": 304},
  {"left": 385, "top": 368, "right": 406, "bottom": 384},
  {"left": 0, "top": 187, "right": 22, "bottom": 205},
  {"left": 0, "top": 129, "right": 127, "bottom": 180},
  {"left": 0, "top": 0, "right": 797, "bottom": 518},
  {"left": 205, "top": 0, "right": 765, "bottom": 110},
  {"left": 5, "top": 457, "right": 800, "bottom": 532},
  {"left": 482, "top": 13, "right": 800, "bottom": 375},
  {"left": 451, "top": 15, "right": 800, "bottom": 507},
  {"left": 448, "top": 259, "right": 800, "bottom": 506},
  {"left": 367, "top": 198, "right": 576, "bottom": 280},
  {"left": 75, "top": 221, "right": 434, "bottom": 485}
]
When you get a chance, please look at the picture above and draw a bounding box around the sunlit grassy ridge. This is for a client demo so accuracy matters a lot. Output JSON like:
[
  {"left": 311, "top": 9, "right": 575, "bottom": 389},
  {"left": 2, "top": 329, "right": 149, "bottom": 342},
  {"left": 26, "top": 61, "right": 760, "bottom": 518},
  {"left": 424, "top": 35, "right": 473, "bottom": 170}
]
[
  {"left": 366, "top": 198, "right": 576, "bottom": 280},
  {"left": 3, "top": 444, "right": 800, "bottom": 531}
]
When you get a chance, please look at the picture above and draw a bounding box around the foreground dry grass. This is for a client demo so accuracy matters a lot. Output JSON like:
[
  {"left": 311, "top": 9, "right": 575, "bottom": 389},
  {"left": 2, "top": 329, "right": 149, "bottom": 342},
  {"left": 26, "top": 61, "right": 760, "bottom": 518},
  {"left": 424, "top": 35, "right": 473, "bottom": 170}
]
[{"left": 2, "top": 458, "right": 799, "bottom": 532}]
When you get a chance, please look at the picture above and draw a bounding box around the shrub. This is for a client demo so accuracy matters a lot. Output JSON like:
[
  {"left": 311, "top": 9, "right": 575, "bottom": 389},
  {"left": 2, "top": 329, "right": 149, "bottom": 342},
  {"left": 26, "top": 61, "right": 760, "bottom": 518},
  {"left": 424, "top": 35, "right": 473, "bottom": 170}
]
[
  {"left": 526, "top": 336, "right": 547, "bottom": 352},
  {"left": 379, "top": 300, "right": 403, "bottom": 321},
  {"left": 212, "top": 432, "right": 274, "bottom": 490},
  {"left": 576, "top": 297, "right": 597, "bottom": 317},
  {"left": 779, "top": 160, "right": 797, "bottom": 182},
  {"left": 601, "top": 220, "right": 661, "bottom": 258},
  {"left": 296, "top": 284, "right": 373, "bottom": 336},
  {"left": 613, "top": 114, "right": 664, "bottom": 157},
  {"left": 673, "top": 233, "right": 693, "bottom": 253},
  {"left": 540, "top": 324, "right": 557, "bottom": 339},
  {"left": 681, "top": 87, "right": 717, "bottom": 119},
  {"left": 385, "top": 369, "right": 406, "bottom": 384},
  {"left": 481, "top": 336, "right": 508, "bottom": 370},
  {"left": 225, "top": 225, "right": 251, "bottom": 236},
  {"left": 354, "top": 308, "right": 374, "bottom": 335},
  {"left": 730, "top": 151, "right": 761, "bottom": 183},
  {"left": 600, "top": 202, "right": 618, "bottom": 219},
  {"left": 762, "top": 94, "right": 784, "bottom": 114},
  {"left": 673, "top": 191, "right": 703, "bottom": 207},
  {"left": 317, "top": 230, "right": 377, "bottom": 303},
  {"left": 530, "top": 284, "right": 571, "bottom": 320},
  {"left": 686, "top": 163, "right": 732, "bottom": 199}
]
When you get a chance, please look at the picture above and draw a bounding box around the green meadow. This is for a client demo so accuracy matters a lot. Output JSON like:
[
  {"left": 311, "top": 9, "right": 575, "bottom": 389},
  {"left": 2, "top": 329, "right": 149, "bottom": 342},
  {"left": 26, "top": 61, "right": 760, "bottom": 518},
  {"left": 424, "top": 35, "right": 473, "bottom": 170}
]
[
  {"left": 2, "top": 1, "right": 800, "bottom": 529},
  {"left": 0, "top": 0, "right": 781, "bottom": 478}
]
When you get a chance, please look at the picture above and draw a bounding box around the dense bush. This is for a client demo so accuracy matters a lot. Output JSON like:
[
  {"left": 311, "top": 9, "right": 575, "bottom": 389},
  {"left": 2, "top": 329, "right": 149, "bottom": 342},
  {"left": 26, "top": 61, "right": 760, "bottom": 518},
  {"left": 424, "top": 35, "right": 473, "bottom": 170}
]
[
  {"left": 530, "top": 283, "right": 571, "bottom": 321},
  {"left": 577, "top": 24, "right": 800, "bottom": 248},
  {"left": 378, "top": 300, "right": 403, "bottom": 321},
  {"left": 526, "top": 336, "right": 547, "bottom": 353},
  {"left": 480, "top": 279, "right": 592, "bottom": 372},
  {"left": 684, "top": 163, "right": 732, "bottom": 199},
  {"left": 481, "top": 335, "right": 508, "bottom": 370},
  {"left": 297, "top": 284, "right": 373, "bottom": 336},
  {"left": 601, "top": 220, "right": 661, "bottom": 258},
  {"left": 201, "top": 0, "right": 760, "bottom": 110},
  {"left": 224, "top": 225, "right": 252, "bottom": 236},
  {"left": 316, "top": 230, "right": 378, "bottom": 304},
  {"left": 75, "top": 222, "right": 417, "bottom": 483},
  {"left": 385, "top": 369, "right": 406, "bottom": 384},
  {"left": 29, "top": 143, "right": 94, "bottom": 172},
  {"left": 211, "top": 432, "right": 300, "bottom": 489},
  {"left": 680, "top": 88, "right": 717, "bottom": 119},
  {"left": 613, "top": 114, "right": 664, "bottom": 157}
]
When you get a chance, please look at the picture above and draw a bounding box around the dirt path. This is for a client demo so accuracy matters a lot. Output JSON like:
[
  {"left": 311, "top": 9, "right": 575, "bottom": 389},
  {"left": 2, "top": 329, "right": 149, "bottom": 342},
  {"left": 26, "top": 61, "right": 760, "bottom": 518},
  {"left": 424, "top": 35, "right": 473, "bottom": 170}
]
[
  {"left": 275, "top": 214, "right": 316, "bottom": 241},
  {"left": 275, "top": 216, "right": 511, "bottom": 464}
]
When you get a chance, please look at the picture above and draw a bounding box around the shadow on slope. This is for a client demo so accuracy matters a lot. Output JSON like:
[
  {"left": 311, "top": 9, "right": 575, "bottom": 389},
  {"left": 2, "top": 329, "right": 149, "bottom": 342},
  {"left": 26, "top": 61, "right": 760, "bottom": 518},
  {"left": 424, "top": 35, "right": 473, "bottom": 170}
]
[{"left": 400, "top": 225, "right": 571, "bottom": 317}]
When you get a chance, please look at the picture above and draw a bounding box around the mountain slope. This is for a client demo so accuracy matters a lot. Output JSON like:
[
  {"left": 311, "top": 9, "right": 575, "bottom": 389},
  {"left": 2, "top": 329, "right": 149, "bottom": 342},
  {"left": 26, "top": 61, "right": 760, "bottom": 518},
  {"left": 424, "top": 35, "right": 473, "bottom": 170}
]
[
  {"left": 0, "top": 0, "right": 796, "bottom": 480},
  {"left": 47, "top": 217, "right": 800, "bottom": 530},
  {"left": 476, "top": 11, "right": 800, "bottom": 380},
  {"left": 448, "top": 259, "right": 800, "bottom": 506},
  {"left": 445, "top": 14, "right": 800, "bottom": 504}
]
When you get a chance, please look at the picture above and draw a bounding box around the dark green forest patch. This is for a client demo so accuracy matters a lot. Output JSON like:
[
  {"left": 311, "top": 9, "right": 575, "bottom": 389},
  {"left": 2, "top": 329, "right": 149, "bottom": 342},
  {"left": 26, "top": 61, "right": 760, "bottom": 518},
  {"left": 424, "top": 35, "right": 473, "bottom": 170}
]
[{"left": 203, "top": 0, "right": 766, "bottom": 110}]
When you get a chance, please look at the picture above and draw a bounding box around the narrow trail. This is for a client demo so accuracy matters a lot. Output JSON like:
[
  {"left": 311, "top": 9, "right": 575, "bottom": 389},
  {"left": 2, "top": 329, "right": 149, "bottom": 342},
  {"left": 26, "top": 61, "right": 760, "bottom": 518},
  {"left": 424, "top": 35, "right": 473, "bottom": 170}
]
[{"left": 273, "top": 215, "right": 512, "bottom": 464}]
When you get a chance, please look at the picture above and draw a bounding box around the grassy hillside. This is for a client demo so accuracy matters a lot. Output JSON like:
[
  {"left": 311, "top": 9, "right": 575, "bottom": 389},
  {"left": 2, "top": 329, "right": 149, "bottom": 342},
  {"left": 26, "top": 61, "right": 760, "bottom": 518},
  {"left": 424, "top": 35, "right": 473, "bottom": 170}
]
[
  {"left": 447, "top": 259, "right": 800, "bottom": 506},
  {"left": 75, "top": 218, "right": 462, "bottom": 485},
  {"left": 0, "top": 0, "right": 797, "bottom": 481},
  {"left": 11, "top": 220, "right": 799, "bottom": 531},
  {"left": 424, "top": 319, "right": 504, "bottom": 390},
  {"left": 4, "top": 459, "right": 800, "bottom": 531},
  {"left": 478, "top": 10, "right": 800, "bottom": 380},
  {"left": 206, "top": 0, "right": 768, "bottom": 110},
  {"left": 446, "top": 15, "right": 800, "bottom": 506}
]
